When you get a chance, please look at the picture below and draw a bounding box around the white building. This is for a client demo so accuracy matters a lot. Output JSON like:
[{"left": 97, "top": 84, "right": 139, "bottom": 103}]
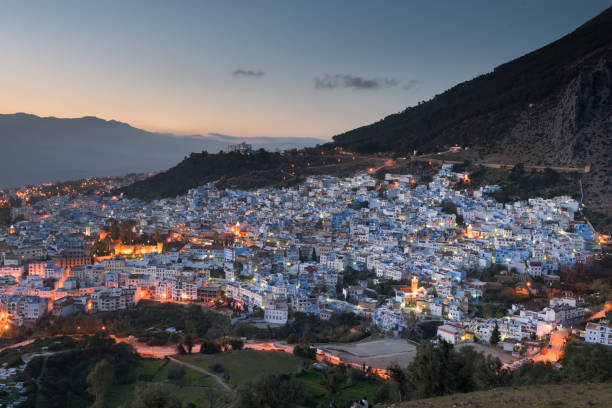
[
  {"left": 585, "top": 321, "right": 612, "bottom": 346},
  {"left": 437, "top": 324, "right": 465, "bottom": 344},
  {"left": 264, "top": 304, "right": 288, "bottom": 325}
]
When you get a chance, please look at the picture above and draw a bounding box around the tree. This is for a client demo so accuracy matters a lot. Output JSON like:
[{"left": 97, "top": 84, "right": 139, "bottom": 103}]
[
  {"left": 490, "top": 323, "right": 501, "bottom": 345},
  {"left": 321, "top": 367, "right": 344, "bottom": 396},
  {"left": 311, "top": 247, "right": 318, "bottom": 261},
  {"left": 182, "top": 333, "right": 194, "bottom": 354},
  {"left": 203, "top": 387, "right": 223, "bottom": 408},
  {"left": 388, "top": 363, "right": 409, "bottom": 401},
  {"left": 132, "top": 384, "right": 182, "bottom": 408},
  {"left": 86, "top": 359, "right": 115, "bottom": 407},
  {"left": 293, "top": 344, "right": 316, "bottom": 359},
  {"left": 372, "top": 383, "right": 393, "bottom": 404},
  {"left": 510, "top": 163, "right": 525, "bottom": 181},
  {"left": 560, "top": 342, "right": 612, "bottom": 382},
  {"left": 236, "top": 375, "right": 307, "bottom": 408},
  {"left": 407, "top": 341, "right": 446, "bottom": 398},
  {"left": 176, "top": 343, "right": 186, "bottom": 355},
  {"left": 229, "top": 337, "right": 244, "bottom": 350},
  {"left": 286, "top": 333, "right": 297, "bottom": 344}
]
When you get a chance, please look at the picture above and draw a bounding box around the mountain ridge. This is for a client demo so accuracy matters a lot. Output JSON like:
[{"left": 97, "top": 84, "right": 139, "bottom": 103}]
[
  {"left": 0, "top": 113, "right": 325, "bottom": 188},
  {"left": 332, "top": 6, "right": 612, "bottom": 230}
]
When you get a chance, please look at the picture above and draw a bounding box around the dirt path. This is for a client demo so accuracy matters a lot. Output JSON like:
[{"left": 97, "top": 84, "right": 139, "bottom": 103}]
[
  {"left": 0, "top": 338, "right": 36, "bottom": 353},
  {"left": 412, "top": 156, "right": 588, "bottom": 173},
  {"left": 168, "top": 356, "right": 234, "bottom": 394},
  {"left": 33, "top": 355, "right": 50, "bottom": 408}
]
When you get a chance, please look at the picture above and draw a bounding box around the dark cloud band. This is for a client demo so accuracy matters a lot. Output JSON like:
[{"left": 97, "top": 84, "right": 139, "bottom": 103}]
[
  {"left": 232, "top": 69, "right": 266, "bottom": 78},
  {"left": 314, "top": 74, "right": 398, "bottom": 90}
]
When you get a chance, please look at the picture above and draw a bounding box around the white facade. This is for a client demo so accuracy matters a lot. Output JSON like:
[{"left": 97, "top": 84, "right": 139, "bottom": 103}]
[
  {"left": 264, "top": 307, "right": 288, "bottom": 324},
  {"left": 585, "top": 321, "right": 612, "bottom": 346}
]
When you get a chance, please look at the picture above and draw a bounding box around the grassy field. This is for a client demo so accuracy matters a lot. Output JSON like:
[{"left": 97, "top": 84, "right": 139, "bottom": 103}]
[
  {"left": 176, "top": 349, "right": 308, "bottom": 388},
  {"left": 383, "top": 382, "right": 612, "bottom": 408},
  {"left": 178, "top": 350, "right": 385, "bottom": 407},
  {"left": 104, "top": 351, "right": 386, "bottom": 407},
  {"left": 296, "top": 369, "right": 381, "bottom": 407},
  {"left": 105, "top": 358, "right": 222, "bottom": 407}
]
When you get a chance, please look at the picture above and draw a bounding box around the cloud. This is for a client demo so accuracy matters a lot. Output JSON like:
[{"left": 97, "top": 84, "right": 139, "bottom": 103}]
[
  {"left": 314, "top": 74, "right": 398, "bottom": 90},
  {"left": 232, "top": 69, "right": 265, "bottom": 78},
  {"left": 403, "top": 79, "right": 418, "bottom": 91}
]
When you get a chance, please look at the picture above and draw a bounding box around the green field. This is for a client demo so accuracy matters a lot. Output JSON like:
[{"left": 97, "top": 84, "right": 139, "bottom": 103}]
[
  {"left": 296, "top": 369, "right": 381, "bottom": 407},
  {"left": 176, "top": 349, "right": 308, "bottom": 388},
  {"left": 384, "top": 382, "right": 612, "bottom": 408},
  {"left": 105, "top": 358, "right": 224, "bottom": 408},
  {"left": 178, "top": 350, "right": 385, "bottom": 407}
]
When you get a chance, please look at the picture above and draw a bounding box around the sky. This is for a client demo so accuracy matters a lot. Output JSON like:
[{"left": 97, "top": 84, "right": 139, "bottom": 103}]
[{"left": 0, "top": 0, "right": 610, "bottom": 140}]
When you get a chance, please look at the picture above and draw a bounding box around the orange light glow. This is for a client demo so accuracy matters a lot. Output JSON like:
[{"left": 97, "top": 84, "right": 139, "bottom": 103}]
[
  {"left": 411, "top": 276, "right": 419, "bottom": 294},
  {"left": 463, "top": 225, "right": 474, "bottom": 239},
  {"left": 112, "top": 241, "right": 163, "bottom": 256}
]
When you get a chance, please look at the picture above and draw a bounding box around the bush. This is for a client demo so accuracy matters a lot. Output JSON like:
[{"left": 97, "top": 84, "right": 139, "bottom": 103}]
[
  {"left": 236, "top": 375, "right": 307, "bottom": 408},
  {"left": 228, "top": 338, "right": 244, "bottom": 351},
  {"left": 167, "top": 365, "right": 186, "bottom": 380},
  {"left": 6, "top": 354, "right": 23, "bottom": 368},
  {"left": 200, "top": 339, "right": 222, "bottom": 354},
  {"left": 293, "top": 344, "right": 316, "bottom": 360},
  {"left": 25, "top": 356, "right": 44, "bottom": 378},
  {"left": 132, "top": 384, "right": 182, "bottom": 408},
  {"left": 210, "top": 363, "right": 225, "bottom": 373},
  {"left": 373, "top": 383, "right": 393, "bottom": 403}
]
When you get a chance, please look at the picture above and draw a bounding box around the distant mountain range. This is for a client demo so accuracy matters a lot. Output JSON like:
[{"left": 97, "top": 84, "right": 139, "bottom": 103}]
[
  {"left": 333, "top": 7, "right": 612, "bottom": 228},
  {"left": 0, "top": 113, "right": 325, "bottom": 188}
]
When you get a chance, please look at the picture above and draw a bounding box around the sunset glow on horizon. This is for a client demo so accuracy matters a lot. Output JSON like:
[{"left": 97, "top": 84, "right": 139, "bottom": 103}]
[{"left": 1, "top": 0, "right": 608, "bottom": 139}]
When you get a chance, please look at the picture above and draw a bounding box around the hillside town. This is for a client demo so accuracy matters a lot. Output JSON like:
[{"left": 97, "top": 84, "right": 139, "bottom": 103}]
[{"left": 0, "top": 162, "right": 608, "bottom": 357}]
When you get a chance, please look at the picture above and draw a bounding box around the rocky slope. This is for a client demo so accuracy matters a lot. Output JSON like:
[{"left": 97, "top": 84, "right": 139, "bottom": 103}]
[{"left": 333, "top": 7, "right": 612, "bottom": 230}]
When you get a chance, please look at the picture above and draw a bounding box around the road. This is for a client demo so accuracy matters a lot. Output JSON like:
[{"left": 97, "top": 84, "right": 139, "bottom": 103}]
[
  {"left": 502, "top": 328, "right": 570, "bottom": 370},
  {"left": 0, "top": 338, "right": 36, "bottom": 353},
  {"left": 111, "top": 335, "right": 199, "bottom": 358},
  {"left": 588, "top": 302, "right": 612, "bottom": 321},
  {"left": 368, "top": 158, "right": 396, "bottom": 174},
  {"left": 531, "top": 329, "right": 569, "bottom": 364},
  {"left": 411, "top": 155, "right": 588, "bottom": 174}
]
